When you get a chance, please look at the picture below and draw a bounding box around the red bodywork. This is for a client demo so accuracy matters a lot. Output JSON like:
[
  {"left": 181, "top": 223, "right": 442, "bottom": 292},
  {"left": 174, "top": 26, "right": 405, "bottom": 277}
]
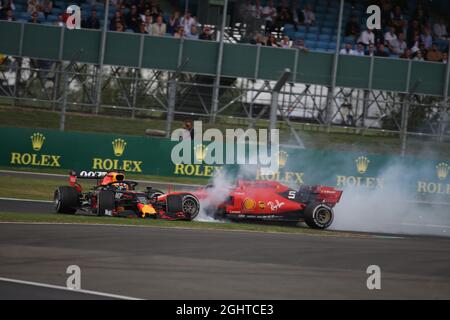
[{"left": 193, "top": 180, "right": 343, "bottom": 220}]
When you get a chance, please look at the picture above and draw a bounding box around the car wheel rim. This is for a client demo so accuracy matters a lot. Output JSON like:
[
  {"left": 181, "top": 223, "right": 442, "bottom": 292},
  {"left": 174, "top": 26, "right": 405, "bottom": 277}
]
[
  {"left": 54, "top": 192, "right": 60, "bottom": 210},
  {"left": 183, "top": 198, "right": 198, "bottom": 215},
  {"left": 316, "top": 207, "right": 331, "bottom": 225}
]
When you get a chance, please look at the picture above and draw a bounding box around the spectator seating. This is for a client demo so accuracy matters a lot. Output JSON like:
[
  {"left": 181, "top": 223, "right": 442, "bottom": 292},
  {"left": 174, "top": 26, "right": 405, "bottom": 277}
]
[{"left": 2, "top": 0, "right": 449, "bottom": 57}]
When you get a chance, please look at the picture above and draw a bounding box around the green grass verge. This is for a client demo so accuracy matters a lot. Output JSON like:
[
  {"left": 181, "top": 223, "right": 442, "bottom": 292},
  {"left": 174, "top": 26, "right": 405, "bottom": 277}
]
[
  {"left": 0, "top": 173, "right": 201, "bottom": 201},
  {"left": 0, "top": 212, "right": 363, "bottom": 237},
  {"left": 0, "top": 175, "right": 92, "bottom": 201},
  {"left": 0, "top": 105, "right": 175, "bottom": 136},
  {"left": 2, "top": 105, "right": 449, "bottom": 158}
]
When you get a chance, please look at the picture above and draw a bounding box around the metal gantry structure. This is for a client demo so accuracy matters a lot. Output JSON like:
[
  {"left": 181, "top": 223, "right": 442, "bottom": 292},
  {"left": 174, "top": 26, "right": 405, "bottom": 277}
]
[{"left": 0, "top": 0, "right": 449, "bottom": 151}]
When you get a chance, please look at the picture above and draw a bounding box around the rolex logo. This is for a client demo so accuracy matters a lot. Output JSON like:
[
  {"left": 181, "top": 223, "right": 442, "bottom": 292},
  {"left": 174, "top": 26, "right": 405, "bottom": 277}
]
[
  {"left": 112, "top": 138, "right": 127, "bottom": 157},
  {"left": 194, "top": 144, "right": 207, "bottom": 162},
  {"left": 436, "top": 162, "right": 449, "bottom": 181},
  {"left": 30, "top": 133, "right": 45, "bottom": 151},
  {"left": 277, "top": 151, "right": 288, "bottom": 168},
  {"left": 355, "top": 156, "right": 370, "bottom": 174}
]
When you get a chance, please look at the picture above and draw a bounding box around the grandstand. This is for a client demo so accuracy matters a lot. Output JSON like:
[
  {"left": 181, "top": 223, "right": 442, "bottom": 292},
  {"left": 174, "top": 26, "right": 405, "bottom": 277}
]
[
  {"left": 2, "top": 0, "right": 449, "bottom": 56},
  {"left": 0, "top": 0, "right": 449, "bottom": 155}
]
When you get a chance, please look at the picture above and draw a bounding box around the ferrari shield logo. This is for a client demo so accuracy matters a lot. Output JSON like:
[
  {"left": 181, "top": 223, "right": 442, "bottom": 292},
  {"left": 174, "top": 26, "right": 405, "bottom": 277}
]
[{"left": 243, "top": 198, "right": 256, "bottom": 210}]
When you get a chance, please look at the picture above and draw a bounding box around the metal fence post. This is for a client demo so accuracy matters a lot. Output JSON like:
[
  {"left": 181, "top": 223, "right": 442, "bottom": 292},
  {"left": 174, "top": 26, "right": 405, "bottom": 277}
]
[
  {"left": 60, "top": 63, "right": 69, "bottom": 131},
  {"left": 165, "top": 36, "right": 187, "bottom": 137},
  {"left": 439, "top": 45, "right": 450, "bottom": 142},
  {"left": 12, "top": 58, "right": 22, "bottom": 107},
  {"left": 401, "top": 60, "right": 422, "bottom": 157},
  {"left": 12, "top": 22, "right": 25, "bottom": 107},
  {"left": 166, "top": 74, "right": 176, "bottom": 138},
  {"left": 131, "top": 68, "right": 139, "bottom": 119},
  {"left": 94, "top": 0, "right": 110, "bottom": 114},
  {"left": 326, "top": 0, "right": 344, "bottom": 127},
  {"left": 270, "top": 69, "right": 291, "bottom": 130},
  {"left": 362, "top": 55, "right": 375, "bottom": 129},
  {"left": 400, "top": 95, "right": 409, "bottom": 157},
  {"left": 52, "top": 62, "right": 62, "bottom": 111},
  {"left": 131, "top": 34, "right": 145, "bottom": 119},
  {"left": 210, "top": 0, "right": 228, "bottom": 124}
]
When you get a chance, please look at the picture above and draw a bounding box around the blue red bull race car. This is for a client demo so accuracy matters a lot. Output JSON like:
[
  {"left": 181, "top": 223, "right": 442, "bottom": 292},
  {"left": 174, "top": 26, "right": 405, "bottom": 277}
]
[{"left": 54, "top": 170, "right": 200, "bottom": 220}]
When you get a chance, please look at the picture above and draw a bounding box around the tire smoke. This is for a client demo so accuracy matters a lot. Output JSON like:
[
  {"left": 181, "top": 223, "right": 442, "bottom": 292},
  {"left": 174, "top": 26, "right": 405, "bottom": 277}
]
[
  {"left": 331, "top": 160, "right": 450, "bottom": 237},
  {"left": 194, "top": 165, "right": 256, "bottom": 222}
]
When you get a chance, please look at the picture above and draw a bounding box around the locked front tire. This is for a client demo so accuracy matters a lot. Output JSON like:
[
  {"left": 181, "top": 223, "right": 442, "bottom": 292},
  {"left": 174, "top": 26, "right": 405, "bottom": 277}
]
[
  {"left": 97, "top": 190, "right": 115, "bottom": 216},
  {"left": 54, "top": 186, "right": 79, "bottom": 214}
]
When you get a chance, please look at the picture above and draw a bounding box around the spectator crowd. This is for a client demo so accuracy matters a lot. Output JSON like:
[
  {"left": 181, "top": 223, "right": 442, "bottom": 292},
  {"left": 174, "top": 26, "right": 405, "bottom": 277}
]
[
  {"left": 0, "top": 0, "right": 214, "bottom": 40},
  {"left": 238, "top": 0, "right": 448, "bottom": 63},
  {"left": 1, "top": 0, "right": 448, "bottom": 63},
  {"left": 340, "top": 0, "right": 448, "bottom": 63}
]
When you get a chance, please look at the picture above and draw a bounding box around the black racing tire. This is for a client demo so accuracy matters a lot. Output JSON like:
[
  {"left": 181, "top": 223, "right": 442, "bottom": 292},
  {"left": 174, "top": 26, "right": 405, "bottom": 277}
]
[
  {"left": 212, "top": 208, "right": 226, "bottom": 220},
  {"left": 304, "top": 202, "right": 334, "bottom": 229},
  {"left": 181, "top": 194, "right": 200, "bottom": 221},
  {"left": 97, "top": 190, "right": 115, "bottom": 216},
  {"left": 54, "top": 186, "right": 79, "bottom": 214}
]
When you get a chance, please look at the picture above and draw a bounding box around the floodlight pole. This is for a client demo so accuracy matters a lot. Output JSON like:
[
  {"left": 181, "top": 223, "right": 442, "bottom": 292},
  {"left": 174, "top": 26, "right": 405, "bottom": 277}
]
[
  {"left": 326, "top": 0, "right": 344, "bottom": 127},
  {"left": 210, "top": 0, "right": 228, "bottom": 124},
  {"left": 95, "top": 0, "right": 109, "bottom": 114}
]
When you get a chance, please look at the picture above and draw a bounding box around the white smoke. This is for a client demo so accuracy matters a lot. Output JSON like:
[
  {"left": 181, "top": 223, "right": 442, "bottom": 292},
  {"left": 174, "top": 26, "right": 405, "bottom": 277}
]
[
  {"left": 192, "top": 155, "right": 450, "bottom": 238},
  {"left": 194, "top": 165, "right": 256, "bottom": 222},
  {"left": 331, "top": 159, "right": 450, "bottom": 237}
]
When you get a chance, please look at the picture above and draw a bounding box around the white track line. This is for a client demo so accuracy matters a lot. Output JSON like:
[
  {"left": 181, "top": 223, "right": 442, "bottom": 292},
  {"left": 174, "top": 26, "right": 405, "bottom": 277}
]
[
  {"left": 0, "top": 169, "right": 201, "bottom": 187},
  {"left": 0, "top": 197, "right": 52, "bottom": 203},
  {"left": 0, "top": 277, "right": 142, "bottom": 300}
]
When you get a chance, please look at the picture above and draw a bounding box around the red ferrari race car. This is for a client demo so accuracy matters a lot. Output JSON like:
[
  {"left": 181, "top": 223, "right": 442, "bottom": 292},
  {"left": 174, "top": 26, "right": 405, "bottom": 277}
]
[
  {"left": 195, "top": 180, "right": 343, "bottom": 229},
  {"left": 54, "top": 170, "right": 200, "bottom": 220}
]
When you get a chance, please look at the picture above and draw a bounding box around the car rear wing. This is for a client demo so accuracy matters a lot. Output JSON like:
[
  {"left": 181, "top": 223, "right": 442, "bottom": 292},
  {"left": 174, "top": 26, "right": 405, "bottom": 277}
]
[
  {"left": 70, "top": 170, "right": 108, "bottom": 179},
  {"left": 69, "top": 170, "right": 109, "bottom": 192},
  {"left": 314, "top": 186, "right": 343, "bottom": 206}
]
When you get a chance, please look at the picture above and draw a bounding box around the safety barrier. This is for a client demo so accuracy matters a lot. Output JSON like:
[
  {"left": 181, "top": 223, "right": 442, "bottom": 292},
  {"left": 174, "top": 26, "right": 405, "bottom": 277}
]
[{"left": 1, "top": 127, "right": 449, "bottom": 202}]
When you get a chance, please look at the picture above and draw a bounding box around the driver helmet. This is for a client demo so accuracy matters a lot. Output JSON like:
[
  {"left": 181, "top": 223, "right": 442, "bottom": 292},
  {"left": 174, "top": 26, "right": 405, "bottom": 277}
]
[{"left": 101, "top": 172, "right": 128, "bottom": 190}]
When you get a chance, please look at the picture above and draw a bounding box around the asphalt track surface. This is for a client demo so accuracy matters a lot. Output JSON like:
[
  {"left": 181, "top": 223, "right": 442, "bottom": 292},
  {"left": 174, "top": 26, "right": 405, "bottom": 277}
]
[
  {"left": 0, "top": 222, "right": 450, "bottom": 299},
  {"left": 0, "top": 280, "right": 118, "bottom": 300},
  {"left": 0, "top": 198, "right": 54, "bottom": 213}
]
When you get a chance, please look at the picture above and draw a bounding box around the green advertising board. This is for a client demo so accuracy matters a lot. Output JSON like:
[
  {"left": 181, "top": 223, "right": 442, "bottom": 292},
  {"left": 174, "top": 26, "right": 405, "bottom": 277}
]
[{"left": 0, "top": 127, "right": 449, "bottom": 203}]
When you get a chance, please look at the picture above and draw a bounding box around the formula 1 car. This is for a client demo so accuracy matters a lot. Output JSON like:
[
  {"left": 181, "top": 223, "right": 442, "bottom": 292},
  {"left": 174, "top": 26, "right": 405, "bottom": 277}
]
[
  {"left": 194, "top": 180, "right": 343, "bottom": 229},
  {"left": 54, "top": 170, "right": 200, "bottom": 220}
]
